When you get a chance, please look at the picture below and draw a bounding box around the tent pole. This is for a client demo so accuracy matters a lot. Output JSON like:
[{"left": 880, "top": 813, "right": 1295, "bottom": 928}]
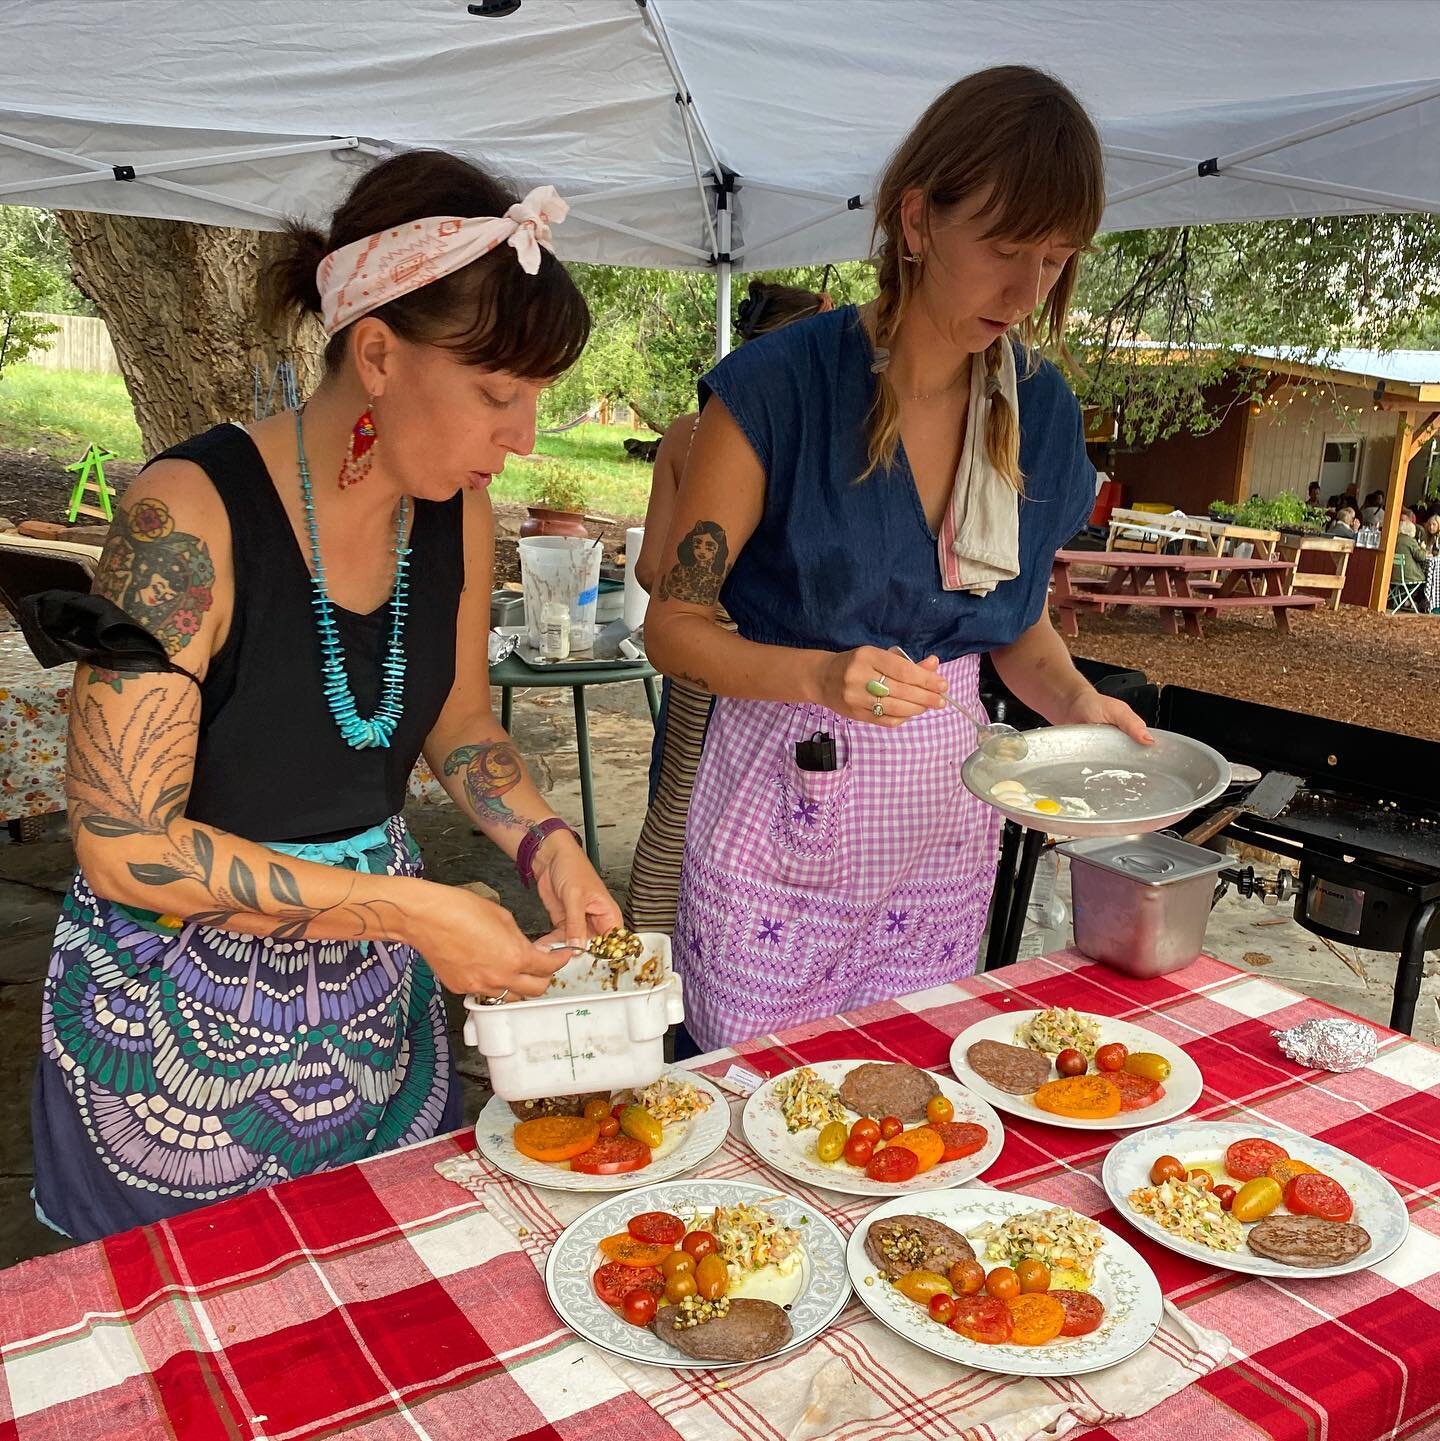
[{"left": 716, "top": 184, "right": 733, "bottom": 362}]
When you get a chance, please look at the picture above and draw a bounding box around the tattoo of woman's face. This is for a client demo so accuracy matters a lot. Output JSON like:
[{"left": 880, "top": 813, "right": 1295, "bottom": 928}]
[{"left": 656, "top": 520, "right": 729, "bottom": 605}]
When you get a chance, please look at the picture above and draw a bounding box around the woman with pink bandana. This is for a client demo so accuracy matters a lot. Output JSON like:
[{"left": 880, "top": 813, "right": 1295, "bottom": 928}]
[{"left": 32, "top": 151, "right": 620, "bottom": 1240}]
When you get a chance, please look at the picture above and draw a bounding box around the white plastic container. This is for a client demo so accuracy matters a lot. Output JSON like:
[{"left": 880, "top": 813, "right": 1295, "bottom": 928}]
[
  {"left": 623, "top": 525, "right": 649, "bottom": 629},
  {"left": 462, "top": 932, "right": 684, "bottom": 1101},
  {"left": 519, "top": 536, "right": 602, "bottom": 653}
]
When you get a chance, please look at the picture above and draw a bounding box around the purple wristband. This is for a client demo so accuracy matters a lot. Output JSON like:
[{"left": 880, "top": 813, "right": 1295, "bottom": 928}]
[{"left": 516, "top": 817, "right": 579, "bottom": 889}]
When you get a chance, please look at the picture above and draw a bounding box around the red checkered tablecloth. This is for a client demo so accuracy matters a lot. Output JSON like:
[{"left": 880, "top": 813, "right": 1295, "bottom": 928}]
[{"left": 0, "top": 949, "right": 1436, "bottom": 1440}]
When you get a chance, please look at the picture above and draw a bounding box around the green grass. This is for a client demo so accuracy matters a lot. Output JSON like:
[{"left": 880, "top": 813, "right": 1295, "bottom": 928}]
[
  {"left": 500, "top": 422, "right": 655, "bottom": 519},
  {"left": 0, "top": 367, "right": 655, "bottom": 515},
  {"left": 0, "top": 365, "right": 144, "bottom": 461}
]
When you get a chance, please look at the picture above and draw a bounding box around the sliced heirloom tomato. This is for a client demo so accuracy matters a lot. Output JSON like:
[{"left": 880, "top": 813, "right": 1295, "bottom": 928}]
[
  {"left": 1108, "top": 1071, "right": 1163, "bottom": 1112},
  {"left": 628, "top": 1211, "right": 685, "bottom": 1246},
  {"left": 932, "top": 1122, "right": 989, "bottom": 1163},
  {"left": 512, "top": 1115, "right": 600, "bottom": 1163},
  {"left": 1224, "top": 1137, "right": 1288, "bottom": 1182},
  {"left": 1006, "top": 1293, "right": 1067, "bottom": 1345},
  {"left": 599, "top": 1233, "right": 674, "bottom": 1267},
  {"left": 1284, "top": 1172, "right": 1354, "bottom": 1222},
  {"left": 1052, "top": 1289, "right": 1105, "bottom": 1337},
  {"left": 569, "top": 1135, "right": 651, "bottom": 1175},
  {"left": 948, "top": 1294, "right": 1014, "bottom": 1345},
  {"left": 865, "top": 1146, "right": 920, "bottom": 1184},
  {"left": 886, "top": 1125, "right": 945, "bottom": 1174},
  {"left": 593, "top": 1261, "right": 663, "bottom": 1308}
]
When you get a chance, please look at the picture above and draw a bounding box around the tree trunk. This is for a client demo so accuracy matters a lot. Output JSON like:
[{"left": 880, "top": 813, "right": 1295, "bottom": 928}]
[{"left": 56, "top": 213, "right": 324, "bottom": 454}]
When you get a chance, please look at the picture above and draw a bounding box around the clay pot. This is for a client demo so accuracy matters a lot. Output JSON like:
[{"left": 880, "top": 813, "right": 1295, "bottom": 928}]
[{"left": 521, "top": 506, "right": 589, "bottom": 539}]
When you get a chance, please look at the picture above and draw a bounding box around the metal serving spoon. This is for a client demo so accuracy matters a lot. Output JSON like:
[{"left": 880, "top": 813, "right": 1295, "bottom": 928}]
[{"left": 887, "top": 646, "right": 1029, "bottom": 760}]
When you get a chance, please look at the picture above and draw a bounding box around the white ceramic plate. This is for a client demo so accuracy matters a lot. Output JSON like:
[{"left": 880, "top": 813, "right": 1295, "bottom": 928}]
[
  {"left": 949, "top": 1010, "right": 1203, "bottom": 1131},
  {"left": 545, "top": 1178, "right": 851, "bottom": 1369},
  {"left": 474, "top": 1070, "right": 729, "bottom": 1192},
  {"left": 848, "top": 1189, "right": 1164, "bottom": 1377},
  {"left": 1103, "top": 1120, "right": 1410, "bottom": 1278},
  {"left": 741, "top": 1061, "right": 1005, "bottom": 1197}
]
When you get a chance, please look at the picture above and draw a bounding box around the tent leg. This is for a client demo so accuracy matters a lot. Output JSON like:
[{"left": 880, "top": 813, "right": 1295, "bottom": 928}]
[{"left": 715, "top": 195, "right": 733, "bottom": 362}]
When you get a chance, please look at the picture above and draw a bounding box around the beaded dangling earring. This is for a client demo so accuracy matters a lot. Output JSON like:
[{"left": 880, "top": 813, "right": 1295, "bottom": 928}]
[{"left": 338, "top": 404, "right": 377, "bottom": 489}]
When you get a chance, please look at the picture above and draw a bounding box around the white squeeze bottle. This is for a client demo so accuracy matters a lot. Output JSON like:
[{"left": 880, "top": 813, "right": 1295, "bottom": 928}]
[{"left": 540, "top": 600, "right": 571, "bottom": 660}]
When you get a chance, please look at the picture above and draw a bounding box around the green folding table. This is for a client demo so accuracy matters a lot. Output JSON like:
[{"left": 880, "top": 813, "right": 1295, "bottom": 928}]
[{"left": 489, "top": 650, "right": 661, "bottom": 867}]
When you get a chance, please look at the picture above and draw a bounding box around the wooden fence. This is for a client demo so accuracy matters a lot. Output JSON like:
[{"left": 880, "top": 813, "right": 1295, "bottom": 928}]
[{"left": 21, "top": 312, "right": 120, "bottom": 375}]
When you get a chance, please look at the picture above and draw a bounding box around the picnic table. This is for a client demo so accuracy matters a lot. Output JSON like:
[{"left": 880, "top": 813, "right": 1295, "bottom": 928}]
[
  {"left": 1105, "top": 509, "right": 1282, "bottom": 561},
  {"left": 3, "top": 947, "right": 1436, "bottom": 1441},
  {"left": 1052, "top": 550, "right": 1322, "bottom": 638}
]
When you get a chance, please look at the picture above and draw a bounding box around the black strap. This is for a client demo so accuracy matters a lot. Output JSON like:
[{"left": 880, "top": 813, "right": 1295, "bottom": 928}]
[{"left": 18, "top": 590, "right": 199, "bottom": 687}]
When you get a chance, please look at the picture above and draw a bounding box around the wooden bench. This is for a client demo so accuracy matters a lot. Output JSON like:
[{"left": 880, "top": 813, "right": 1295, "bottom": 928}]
[{"left": 1058, "top": 589, "right": 1322, "bottom": 637}]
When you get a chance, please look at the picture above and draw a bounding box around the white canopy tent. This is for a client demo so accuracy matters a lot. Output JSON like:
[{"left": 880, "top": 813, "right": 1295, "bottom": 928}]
[{"left": 2, "top": 0, "right": 1440, "bottom": 359}]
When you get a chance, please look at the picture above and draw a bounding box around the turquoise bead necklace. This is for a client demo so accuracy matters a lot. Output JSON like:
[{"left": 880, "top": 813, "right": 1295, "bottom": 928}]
[{"left": 295, "top": 406, "right": 411, "bottom": 750}]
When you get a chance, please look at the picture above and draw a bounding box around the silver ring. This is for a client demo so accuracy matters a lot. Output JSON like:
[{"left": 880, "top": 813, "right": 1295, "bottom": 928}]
[
  {"left": 478, "top": 987, "right": 510, "bottom": 1007},
  {"left": 872, "top": 701, "right": 885, "bottom": 718}
]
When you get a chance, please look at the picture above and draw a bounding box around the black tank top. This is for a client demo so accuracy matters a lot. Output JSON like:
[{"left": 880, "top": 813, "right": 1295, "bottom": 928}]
[{"left": 152, "top": 424, "right": 463, "bottom": 843}]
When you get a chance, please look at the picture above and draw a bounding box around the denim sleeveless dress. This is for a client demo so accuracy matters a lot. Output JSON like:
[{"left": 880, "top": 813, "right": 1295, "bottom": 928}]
[{"left": 673, "top": 307, "right": 1095, "bottom": 1050}]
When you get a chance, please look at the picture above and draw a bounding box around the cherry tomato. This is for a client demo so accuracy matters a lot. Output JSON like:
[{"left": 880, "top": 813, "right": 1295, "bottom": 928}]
[
  {"left": 1095, "top": 1042, "right": 1128, "bottom": 1073},
  {"left": 597, "top": 1115, "right": 620, "bottom": 1139},
  {"left": 984, "top": 1266, "right": 1020, "bottom": 1301},
  {"left": 1016, "top": 1258, "right": 1051, "bottom": 1294},
  {"left": 1149, "top": 1154, "right": 1186, "bottom": 1184},
  {"left": 1284, "top": 1172, "right": 1354, "bottom": 1223},
  {"left": 583, "top": 1098, "right": 612, "bottom": 1123},
  {"left": 1123, "top": 1051, "right": 1173, "bottom": 1083},
  {"left": 879, "top": 1115, "right": 904, "bottom": 1141},
  {"left": 894, "top": 1269, "right": 953, "bottom": 1304},
  {"left": 851, "top": 1117, "right": 881, "bottom": 1146},
  {"left": 680, "top": 1229, "right": 717, "bottom": 1261},
  {"left": 628, "top": 1211, "right": 685, "bottom": 1246},
  {"left": 694, "top": 1253, "right": 729, "bottom": 1300},
  {"left": 617, "top": 1104, "right": 663, "bottom": 1150},
  {"left": 1055, "top": 1048, "right": 1087, "bottom": 1077},
  {"left": 949, "top": 1259, "right": 986, "bottom": 1295},
  {"left": 843, "top": 1134, "right": 875, "bottom": 1167},
  {"left": 1187, "top": 1169, "right": 1214, "bottom": 1191},
  {"left": 1053, "top": 1289, "right": 1105, "bottom": 1337},
  {"left": 948, "top": 1294, "right": 1014, "bottom": 1345},
  {"left": 865, "top": 1145, "right": 920, "bottom": 1184},
  {"left": 1225, "top": 1137, "right": 1288, "bottom": 1182},
  {"left": 593, "top": 1262, "right": 663, "bottom": 1308},
  {"left": 928, "top": 1293, "right": 958, "bottom": 1325},
  {"left": 621, "top": 1288, "right": 658, "bottom": 1326},
  {"left": 926, "top": 1095, "right": 955, "bottom": 1126},
  {"left": 1213, "top": 1184, "right": 1237, "bottom": 1211},
  {"left": 611, "top": 1103, "right": 627, "bottom": 1122},
  {"left": 663, "top": 1269, "right": 697, "bottom": 1304},
  {"left": 659, "top": 1251, "right": 695, "bottom": 1280},
  {"left": 1231, "top": 1176, "right": 1283, "bottom": 1223},
  {"left": 816, "top": 1120, "right": 849, "bottom": 1163}
]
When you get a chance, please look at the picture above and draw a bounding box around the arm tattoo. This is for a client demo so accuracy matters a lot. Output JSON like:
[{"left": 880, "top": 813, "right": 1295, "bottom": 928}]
[
  {"left": 67, "top": 678, "right": 400, "bottom": 941},
  {"left": 93, "top": 497, "right": 215, "bottom": 657},
  {"left": 441, "top": 740, "right": 528, "bottom": 831},
  {"left": 656, "top": 520, "right": 729, "bottom": 605}
]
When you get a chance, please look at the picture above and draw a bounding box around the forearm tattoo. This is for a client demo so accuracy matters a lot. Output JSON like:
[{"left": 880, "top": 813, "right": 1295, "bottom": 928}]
[
  {"left": 93, "top": 497, "right": 216, "bottom": 657},
  {"left": 67, "top": 678, "right": 400, "bottom": 940},
  {"left": 442, "top": 740, "right": 528, "bottom": 831},
  {"left": 656, "top": 520, "right": 729, "bottom": 605}
]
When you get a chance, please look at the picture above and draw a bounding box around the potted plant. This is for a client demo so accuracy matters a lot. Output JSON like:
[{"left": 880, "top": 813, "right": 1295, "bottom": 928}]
[
  {"left": 1267, "top": 491, "right": 1329, "bottom": 539},
  {"left": 520, "top": 461, "right": 591, "bottom": 539},
  {"left": 1207, "top": 500, "right": 1238, "bottom": 523}
]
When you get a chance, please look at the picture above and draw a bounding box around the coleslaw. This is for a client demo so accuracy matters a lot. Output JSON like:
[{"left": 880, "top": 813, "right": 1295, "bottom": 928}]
[
  {"left": 1015, "top": 1006, "right": 1102, "bottom": 1060},
  {"left": 705, "top": 1202, "right": 804, "bottom": 1282},
  {"left": 1127, "top": 1178, "right": 1243, "bottom": 1252},
  {"left": 968, "top": 1206, "right": 1107, "bottom": 1286},
  {"left": 773, "top": 1066, "right": 848, "bottom": 1133}
]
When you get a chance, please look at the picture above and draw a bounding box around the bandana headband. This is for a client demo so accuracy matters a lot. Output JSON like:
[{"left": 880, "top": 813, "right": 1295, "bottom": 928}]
[{"left": 316, "top": 184, "right": 568, "bottom": 336}]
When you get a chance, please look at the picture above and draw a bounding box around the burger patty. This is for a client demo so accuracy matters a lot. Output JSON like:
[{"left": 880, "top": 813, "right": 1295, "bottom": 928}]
[
  {"left": 838, "top": 1063, "right": 941, "bottom": 1122},
  {"left": 965, "top": 1040, "right": 1054, "bottom": 1095},
  {"left": 650, "top": 1298, "right": 792, "bottom": 1362},
  {"left": 506, "top": 1092, "right": 608, "bottom": 1122},
  {"left": 1244, "top": 1214, "right": 1372, "bottom": 1267},
  {"left": 864, "top": 1214, "right": 975, "bottom": 1280}
]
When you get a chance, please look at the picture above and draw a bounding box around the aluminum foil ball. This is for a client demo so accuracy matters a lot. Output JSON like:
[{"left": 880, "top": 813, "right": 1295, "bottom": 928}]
[{"left": 1272, "top": 1017, "right": 1379, "bottom": 1072}]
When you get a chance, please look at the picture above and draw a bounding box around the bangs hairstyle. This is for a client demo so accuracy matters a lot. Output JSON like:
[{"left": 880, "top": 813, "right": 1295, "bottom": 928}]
[
  {"left": 865, "top": 66, "right": 1104, "bottom": 486},
  {"left": 266, "top": 149, "right": 589, "bottom": 380}
]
